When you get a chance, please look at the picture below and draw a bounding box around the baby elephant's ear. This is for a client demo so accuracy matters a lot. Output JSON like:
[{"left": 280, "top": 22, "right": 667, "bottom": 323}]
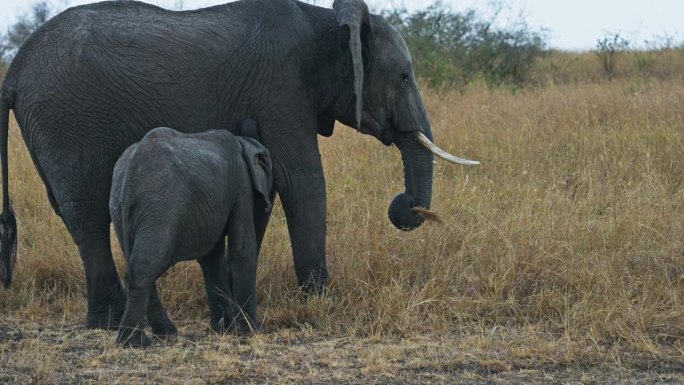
[
  {"left": 238, "top": 118, "right": 259, "bottom": 141},
  {"left": 237, "top": 137, "right": 273, "bottom": 212}
]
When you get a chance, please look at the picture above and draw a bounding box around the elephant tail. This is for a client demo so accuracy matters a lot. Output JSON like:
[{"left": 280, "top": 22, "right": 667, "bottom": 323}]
[
  {"left": 0, "top": 94, "right": 17, "bottom": 288},
  {"left": 121, "top": 204, "right": 133, "bottom": 261}
]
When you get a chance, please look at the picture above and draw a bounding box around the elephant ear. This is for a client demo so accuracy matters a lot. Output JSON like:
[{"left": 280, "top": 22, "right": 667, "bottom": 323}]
[
  {"left": 237, "top": 118, "right": 260, "bottom": 141},
  {"left": 333, "top": 0, "right": 372, "bottom": 131},
  {"left": 237, "top": 137, "right": 273, "bottom": 213}
]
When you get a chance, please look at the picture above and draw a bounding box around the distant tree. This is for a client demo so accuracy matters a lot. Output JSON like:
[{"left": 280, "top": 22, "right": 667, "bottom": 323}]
[
  {"left": 593, "top": 32, "right": 629, "bottom": 81},
  {"left": 384, "top": 2, "right": 547, "bottom": 89},
  {"left": 0, "top": 1, "right": 53, "bottom": 75},
  {"left": 632, "top": 34, "right": 679, "bottom": 76}
]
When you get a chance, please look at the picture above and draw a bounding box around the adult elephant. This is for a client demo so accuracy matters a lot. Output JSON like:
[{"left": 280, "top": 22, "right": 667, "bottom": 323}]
[{"left": 0, "top": 0, "right": 478, "bottom": 329}]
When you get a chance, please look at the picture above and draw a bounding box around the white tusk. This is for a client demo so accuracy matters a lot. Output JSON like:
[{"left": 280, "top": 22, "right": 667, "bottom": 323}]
[{"left": 414, "top": 132, "right": 480, "bottom": 166}]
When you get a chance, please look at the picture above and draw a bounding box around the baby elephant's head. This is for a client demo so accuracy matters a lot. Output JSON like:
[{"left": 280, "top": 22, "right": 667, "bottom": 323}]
[{"left": 237, "top": 135, "right": 273, "bottom": 213}]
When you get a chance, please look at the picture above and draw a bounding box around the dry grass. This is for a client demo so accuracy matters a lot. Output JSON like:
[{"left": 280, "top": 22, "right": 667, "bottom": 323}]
[
  {"left": 1, "top": 76, "right": 683, "bottom": 383},
  {"left": 532, "top": 49, "right": 684, "bottom": 85}
]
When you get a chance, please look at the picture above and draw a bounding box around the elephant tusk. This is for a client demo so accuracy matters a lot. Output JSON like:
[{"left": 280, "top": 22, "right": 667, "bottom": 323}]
[{"left": 414, "top": 132, "right": 480, "bottom": 166}]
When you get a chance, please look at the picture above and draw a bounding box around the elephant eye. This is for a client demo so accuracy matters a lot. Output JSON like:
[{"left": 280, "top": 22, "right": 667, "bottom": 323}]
[{"left": 401, "top": 73, "right": 410, "bottom": 83}]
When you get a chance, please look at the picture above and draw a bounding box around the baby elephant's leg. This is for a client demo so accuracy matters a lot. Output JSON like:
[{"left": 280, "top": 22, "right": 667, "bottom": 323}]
[
  {"left": 199, "top": 239, "right": 236, "bottom": 334},
  {"left": 146, "top": 284, "right": 177, "bottom": 338},
  {"left": 117, "top": 271, "right": 153, "bottom": 347},
  {"left": 117, "top": 250, "right": 168, "bottom": 347},
  {"left": 227, "top": 204, "right": 260, "bottom": 335}
]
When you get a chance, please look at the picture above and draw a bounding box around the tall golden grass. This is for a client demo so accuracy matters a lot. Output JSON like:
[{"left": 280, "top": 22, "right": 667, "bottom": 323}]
[
  {"left": 0, "top": 62, "right": 682, "bottom": 363},
  {"left": 532, "top": 49, "right": 684, "bottom": 85}
]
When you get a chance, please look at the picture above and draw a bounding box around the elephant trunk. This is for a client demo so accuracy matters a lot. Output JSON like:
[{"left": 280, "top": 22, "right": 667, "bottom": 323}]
[
  {"left": 388, "top": 128, "right": 480, "bottom": 231},
  {"left": 388, "top": 130, "right": 435, "bottom": 231}
]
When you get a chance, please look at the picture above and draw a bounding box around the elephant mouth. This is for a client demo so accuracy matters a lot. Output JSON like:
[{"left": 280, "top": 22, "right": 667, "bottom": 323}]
[{"left": 362, "top": 111, "right": 394, "bottom": 145}]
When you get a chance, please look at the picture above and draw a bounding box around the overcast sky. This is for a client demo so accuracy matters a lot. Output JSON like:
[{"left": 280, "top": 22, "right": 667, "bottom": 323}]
[{"left": 1, "top": 0, "right": 682, "bottom": 51}]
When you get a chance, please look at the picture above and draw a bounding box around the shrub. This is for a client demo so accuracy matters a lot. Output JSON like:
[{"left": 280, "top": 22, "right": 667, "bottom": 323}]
[
  {"left": 384, "top": 2, "right": 547, "bottom": 89},
  {"left": 593, "top": 32, "right": 630, "bottom": 81}
]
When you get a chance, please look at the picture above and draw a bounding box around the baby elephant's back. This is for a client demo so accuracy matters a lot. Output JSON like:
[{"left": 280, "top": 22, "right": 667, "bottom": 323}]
[
  {"left": 111, "top": 127, "right": 244, "bottom": 256},
  {"left": 119, "top": 126, "right": 241, "bottom": 192}
]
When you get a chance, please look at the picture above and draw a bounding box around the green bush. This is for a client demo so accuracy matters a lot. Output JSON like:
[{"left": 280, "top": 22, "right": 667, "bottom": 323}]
[{"left": 384, "top": 3, "right": 547, "bottom": 89}]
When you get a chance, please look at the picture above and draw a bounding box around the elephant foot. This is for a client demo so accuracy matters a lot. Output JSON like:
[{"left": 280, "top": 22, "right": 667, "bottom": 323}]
[
  {"left": 210, "top": 317, "right": 230, "bottom": 335},
  {"left": 116, "top": 327, "right": 151, "bottom": 348},
  {"left": 234, "top": 319, "right": 262, "bottom": 336},
  {"left": 300, "top": 282, "right": 325, "bottom": 296},
  {"left": 299, "top": 269, "right": 328, "bottom": 296},
  {"left": 150, "top": 321, "right": 178, "bottom": 339},
  {"left": 210, "top": 317, "right": 261, "bottom": 335},
  {"left": 85, "top": 295, "right": 126, "bottom": 330}
]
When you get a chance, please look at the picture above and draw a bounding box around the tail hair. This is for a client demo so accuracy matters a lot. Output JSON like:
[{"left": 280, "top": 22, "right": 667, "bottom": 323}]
[
  {"left": 0, "top": 96, "right": 16, "bottom": 288},
  {"left": 0, "top": 207, "right": 16, "bottom": 288}
]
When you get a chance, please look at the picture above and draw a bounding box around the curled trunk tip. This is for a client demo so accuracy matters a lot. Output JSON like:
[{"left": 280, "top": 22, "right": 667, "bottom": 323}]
[{"left": 388, "top": 193, "right": 424, "bottom": 231}]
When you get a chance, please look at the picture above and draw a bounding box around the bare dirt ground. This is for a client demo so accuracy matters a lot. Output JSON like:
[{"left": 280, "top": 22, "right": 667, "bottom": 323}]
[{"left": 1, "top": 316, "right": 682, "bottom": 384}]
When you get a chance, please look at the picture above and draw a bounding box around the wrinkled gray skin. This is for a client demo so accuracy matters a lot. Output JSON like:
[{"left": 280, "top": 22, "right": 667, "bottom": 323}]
[
  {"left": 0, "top": 0, "right": 436, "bottom": 329},
  {"left": 110, "top": 126, "right": 273, "bottom": 347}
]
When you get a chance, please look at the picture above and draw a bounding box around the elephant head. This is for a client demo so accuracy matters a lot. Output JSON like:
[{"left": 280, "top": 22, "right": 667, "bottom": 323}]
[{"left": 330, "top": 0, "right": 479, "bottom": 231}]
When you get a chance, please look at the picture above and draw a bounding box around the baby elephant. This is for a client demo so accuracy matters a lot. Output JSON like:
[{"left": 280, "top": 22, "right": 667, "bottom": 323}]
[{"left": 109, "top": 125, "right": 273, "bottom": 347}]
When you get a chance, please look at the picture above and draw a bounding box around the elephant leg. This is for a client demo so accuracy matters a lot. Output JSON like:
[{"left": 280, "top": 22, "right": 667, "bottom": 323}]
[
  {"left": 198, "top": 239, "right": 235, "bottom": 334},
  {"left": 277, "top": 167, "right": 328, "bottom": 294},
  {"left": 146, "top": 283, "right": 177, "bottom": 338},
  {"left": 253, "top": 188, "right": 276, "bottom": 253},
  {"left": 227, "top": 204, "right": 260, "bottom": 335},
  {"left": 117, "top": 281, "right": 152, "bottom": 347},
  {"left": 117, "top": 252, "right": 167, "bottom": 348},
  {"left": 59, "top": 201, "right": 126, "bottom": 329},
  {"left": 265, "top": 128, "right": 328, "bottom": 294}
]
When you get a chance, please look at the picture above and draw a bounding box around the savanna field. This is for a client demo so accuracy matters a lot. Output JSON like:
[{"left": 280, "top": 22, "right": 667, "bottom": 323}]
[{"left": 0, "top": 52, "right": 683, "bottom": 383}]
